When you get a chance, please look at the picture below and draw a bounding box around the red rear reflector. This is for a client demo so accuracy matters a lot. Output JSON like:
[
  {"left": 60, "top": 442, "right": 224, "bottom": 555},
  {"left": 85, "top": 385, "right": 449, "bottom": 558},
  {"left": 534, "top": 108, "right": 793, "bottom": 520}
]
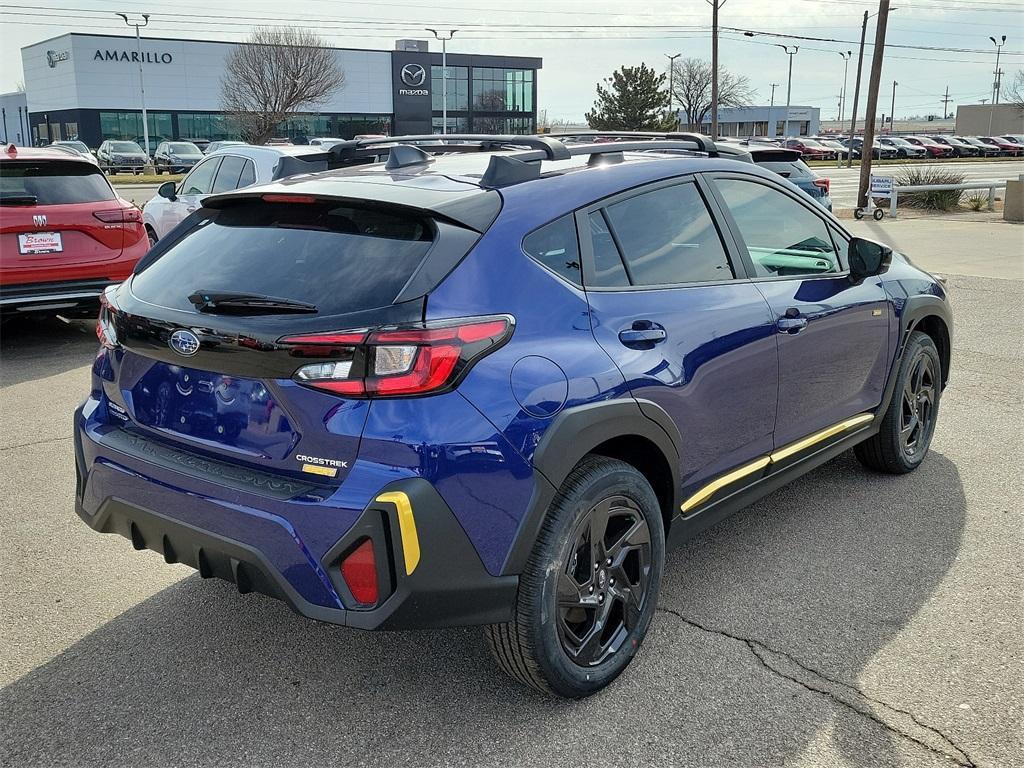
[
  {"left": 813, "top": 178, "right": 830, "bottom": 193},
  {"left": 279, "top": 331, "right": 367, "bottom": 345},
  {"left": 261, "top": 194, "right": 318, "bottom": 204},
  {"left": 340, "top": 539, "right": 378, "bottom": 605}
]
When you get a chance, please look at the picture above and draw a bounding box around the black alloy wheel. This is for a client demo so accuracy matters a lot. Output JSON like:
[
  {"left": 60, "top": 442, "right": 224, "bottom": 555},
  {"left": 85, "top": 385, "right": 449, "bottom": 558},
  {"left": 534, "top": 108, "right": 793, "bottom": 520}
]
[
  {"left": 900, "top": 350, "right": 936, "bottom": 458},
  {"left": 556, "top": 495, "right": 652, "bottom": 667}
]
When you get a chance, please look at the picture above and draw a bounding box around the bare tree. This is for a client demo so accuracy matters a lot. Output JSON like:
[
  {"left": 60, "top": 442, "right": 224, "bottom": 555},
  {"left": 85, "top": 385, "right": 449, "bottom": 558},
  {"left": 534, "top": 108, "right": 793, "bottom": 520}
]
[
  {"left": 670, "top": 57, "right": 753, "bottom": 131},
  {"left": 1007, "top": 69, "right": 1024, "bottom": 112},
  {"left": 221, "top": 27, "right": 344, "bottom": 144}
]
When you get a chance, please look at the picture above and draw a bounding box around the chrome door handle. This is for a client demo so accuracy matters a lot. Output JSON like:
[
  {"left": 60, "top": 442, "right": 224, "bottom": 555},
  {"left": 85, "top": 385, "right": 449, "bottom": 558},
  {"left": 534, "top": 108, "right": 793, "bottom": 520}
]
[{"left": 777, "top": 317, "right": 808, "bottom": 334}]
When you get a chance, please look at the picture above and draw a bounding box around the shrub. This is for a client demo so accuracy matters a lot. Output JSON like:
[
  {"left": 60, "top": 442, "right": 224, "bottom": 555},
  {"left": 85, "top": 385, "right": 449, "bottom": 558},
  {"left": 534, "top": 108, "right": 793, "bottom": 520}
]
[
  {"left": 894, "top": 166, "right": 967, "bottom": 210},
  {"left": 965, "top": 192, "right": 987, "bottom": 211}
]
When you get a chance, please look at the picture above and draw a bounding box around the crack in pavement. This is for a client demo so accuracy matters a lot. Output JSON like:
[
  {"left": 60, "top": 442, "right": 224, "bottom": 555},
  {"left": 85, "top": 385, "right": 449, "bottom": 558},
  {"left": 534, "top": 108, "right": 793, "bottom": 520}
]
[
  {"left": 0, "top": 435, "right": 73, "bottom": 452},
  {"left": 656, "top": 606, "right": 980, "bottom": 768}
]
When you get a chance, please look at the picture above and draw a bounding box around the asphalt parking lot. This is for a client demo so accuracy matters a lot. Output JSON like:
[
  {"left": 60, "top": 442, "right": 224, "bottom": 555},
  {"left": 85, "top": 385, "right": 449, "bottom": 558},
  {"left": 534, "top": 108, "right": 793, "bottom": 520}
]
[{"left": 1, "top": 217, "right": 1021, "bottom": 768}]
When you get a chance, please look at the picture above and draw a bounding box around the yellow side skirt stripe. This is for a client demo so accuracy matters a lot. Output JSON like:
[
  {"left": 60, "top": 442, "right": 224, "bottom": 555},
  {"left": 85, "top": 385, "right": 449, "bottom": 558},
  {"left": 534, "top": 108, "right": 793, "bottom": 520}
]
[
  {"left": 680, "top": 413, "right": 875, "bottom": 514},
  {"left": 375, "top": 491, "right": 420, "bottom": 575}
]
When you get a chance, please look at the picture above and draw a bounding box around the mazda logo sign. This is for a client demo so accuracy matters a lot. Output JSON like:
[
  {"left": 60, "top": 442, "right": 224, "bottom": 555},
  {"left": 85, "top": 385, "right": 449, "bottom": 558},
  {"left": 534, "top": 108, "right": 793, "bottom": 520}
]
[
  {"left": 169, "top": 329, "right": 201, "bottom": 357},
  {"left": 400, "top": 63, "right": 426, "bottom": 87}
]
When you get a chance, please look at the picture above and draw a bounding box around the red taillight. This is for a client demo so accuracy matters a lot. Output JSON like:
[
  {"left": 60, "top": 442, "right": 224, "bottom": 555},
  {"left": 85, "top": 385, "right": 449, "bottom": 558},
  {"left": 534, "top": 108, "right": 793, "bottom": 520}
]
[
  {"left": 261, "top": 194, "right": 318, "bottom": 204},
  {"left": 813, "top": 177, "right": 830, "bottom": 193},
  {"left": 282, "top": 315, "right": 513, "bottom": 398},
  {"left": 96, "top": 297, "right": 117, "bottom": 349},
  {"left": 340, "top": 539, "right": 378, "bottom": 605},
  {"left": 93, "top": 207, "right": 143, "bottom": 224}
]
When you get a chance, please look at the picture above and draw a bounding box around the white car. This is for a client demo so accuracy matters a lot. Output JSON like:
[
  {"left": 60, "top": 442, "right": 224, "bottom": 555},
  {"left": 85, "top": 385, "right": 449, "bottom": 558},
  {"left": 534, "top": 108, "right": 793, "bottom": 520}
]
[
  {"left": 141, "top": 144, "right": 328, "bottom": 245},
  {"left": 49, "top": 140, "right": 100, "bottom": 166}
]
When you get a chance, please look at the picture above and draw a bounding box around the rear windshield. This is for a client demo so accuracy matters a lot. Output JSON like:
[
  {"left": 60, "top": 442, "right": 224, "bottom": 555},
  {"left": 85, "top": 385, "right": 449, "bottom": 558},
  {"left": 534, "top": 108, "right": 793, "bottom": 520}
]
[
  {"left": 57, "top": 141, "right": 90, "bottom": 153},
  {"left": 131, "top": 200, "right": 435, "bottom": 316},
  {"left": 0, "top": 160, "right": 115, "bottom": 205},
  {"left": 757, "top": 160, "right": 812, "bottom": 178}
]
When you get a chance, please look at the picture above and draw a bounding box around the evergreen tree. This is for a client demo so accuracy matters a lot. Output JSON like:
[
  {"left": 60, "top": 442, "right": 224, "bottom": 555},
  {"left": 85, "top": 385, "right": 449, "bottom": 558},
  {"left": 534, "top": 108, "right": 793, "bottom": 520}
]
[{"left": 585, "top": 64, "right": 672, "bottom": 131}]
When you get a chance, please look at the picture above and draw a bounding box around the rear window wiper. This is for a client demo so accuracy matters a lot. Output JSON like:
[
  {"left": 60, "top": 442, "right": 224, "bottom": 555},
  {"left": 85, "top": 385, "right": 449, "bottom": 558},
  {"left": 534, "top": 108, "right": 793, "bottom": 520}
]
[
  {"left": 188, "top": 290, "right": 318, "bottom": 314},
  {"left": 0, "top": 194, "right": 38, "bottom": 206}
]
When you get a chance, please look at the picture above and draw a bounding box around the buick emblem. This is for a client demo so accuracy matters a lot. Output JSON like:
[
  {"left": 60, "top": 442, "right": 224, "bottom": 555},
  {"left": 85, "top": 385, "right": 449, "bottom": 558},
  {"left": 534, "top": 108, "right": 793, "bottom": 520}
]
[
  {"left": 33, "top": 214, "right": 47, "bottom": 227},
  {"left": 169, "top": 329, "right": 200, "bottom": 357},
  {"left": 400, "top": 63, "right": 426, "bottom": 87}
]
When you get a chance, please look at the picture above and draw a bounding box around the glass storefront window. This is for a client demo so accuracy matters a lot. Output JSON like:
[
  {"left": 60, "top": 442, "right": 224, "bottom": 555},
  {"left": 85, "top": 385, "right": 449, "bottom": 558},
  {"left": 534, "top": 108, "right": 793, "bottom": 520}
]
[
  {"left": 99, "top": 112, "right": 172, "bottom": 142},
  {"left": 431, "top": 66, "right": 469, "bottom": 111},
  {"left": 472, "top": 67, "right": 533, "bottom": 112}
]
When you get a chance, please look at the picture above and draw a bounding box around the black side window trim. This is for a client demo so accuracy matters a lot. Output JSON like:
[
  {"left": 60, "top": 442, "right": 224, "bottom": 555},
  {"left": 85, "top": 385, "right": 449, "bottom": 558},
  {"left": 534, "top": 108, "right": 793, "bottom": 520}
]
[
  {"left": 574, "top": 176, "right": 749, "bottom": 292},
  {"left": 701, "top": 171, "right": 852, "bottom": 281}
]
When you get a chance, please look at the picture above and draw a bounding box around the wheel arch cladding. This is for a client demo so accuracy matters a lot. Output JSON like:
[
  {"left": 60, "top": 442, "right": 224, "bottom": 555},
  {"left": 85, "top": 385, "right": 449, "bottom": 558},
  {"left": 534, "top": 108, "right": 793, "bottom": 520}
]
[
  {"left": 501, "top": 398, "right": 681, "bottom": 575},
  {"left": 901, "top": 294, "right": 952, "bottom": 389},
  {"left": 912, "top": 314, "right": 951, "bottom": 389}
]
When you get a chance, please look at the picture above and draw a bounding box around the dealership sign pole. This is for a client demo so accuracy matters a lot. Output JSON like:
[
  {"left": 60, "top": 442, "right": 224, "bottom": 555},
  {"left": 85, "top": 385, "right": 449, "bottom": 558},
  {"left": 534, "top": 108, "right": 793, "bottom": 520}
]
[{"left": 117, "top": 12, "right": 153, "bottom": 172}]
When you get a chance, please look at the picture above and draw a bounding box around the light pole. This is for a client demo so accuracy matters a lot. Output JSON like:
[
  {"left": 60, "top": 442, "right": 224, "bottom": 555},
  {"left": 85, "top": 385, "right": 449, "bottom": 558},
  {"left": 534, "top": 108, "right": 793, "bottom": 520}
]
[
  {"left": 665, "top": 53, "right": 681, "bottom": 129},
  {"left": 767, "top": 82, "right": 779, "bottom": 137},
  {"left": 777, "top": 45, "right": 798, "bottom": 138},
  {"left": 988, "top": 35, "right": 1006, "bottom": 135},
  {"left": 846, "top": 7, "right": 897, "bottom": 168},
  {"left": 426, "top": 28, "right": 457, "bottom": 135},
  {"left": 116, "top": 12, "right": 152, "bottom": 171},
  {"left": 889, "top": 80, "right": 898, "bottom": 133},
  {"left": 838, "top": 51, "right": 852, "bottom": 123}
]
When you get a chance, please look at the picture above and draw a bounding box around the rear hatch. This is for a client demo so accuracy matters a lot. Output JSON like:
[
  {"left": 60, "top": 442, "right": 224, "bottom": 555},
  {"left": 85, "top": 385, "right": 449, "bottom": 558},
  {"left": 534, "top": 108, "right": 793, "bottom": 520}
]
[
  {"left": 1, "top": 158, "right": 128, "bottom": 284},
  {"left": 103, "top": 193, "right": 487, "bottom": 484}
]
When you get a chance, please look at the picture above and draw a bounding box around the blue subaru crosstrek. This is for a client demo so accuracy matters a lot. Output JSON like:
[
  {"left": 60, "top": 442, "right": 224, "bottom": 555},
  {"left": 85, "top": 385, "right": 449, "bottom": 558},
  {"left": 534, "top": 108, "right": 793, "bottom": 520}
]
[{"left": 75, "top": 134, "right": 951, "bottom": 698}]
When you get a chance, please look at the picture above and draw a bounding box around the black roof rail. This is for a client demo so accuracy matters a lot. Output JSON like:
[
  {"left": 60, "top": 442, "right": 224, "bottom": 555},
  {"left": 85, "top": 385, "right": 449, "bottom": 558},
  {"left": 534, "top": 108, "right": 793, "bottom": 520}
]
[
  {"left": 327, "top": 133, "right": 571, "bottom": 167},
  {"left": 544, "top": 131, "right": 719, "bottom": 158}
]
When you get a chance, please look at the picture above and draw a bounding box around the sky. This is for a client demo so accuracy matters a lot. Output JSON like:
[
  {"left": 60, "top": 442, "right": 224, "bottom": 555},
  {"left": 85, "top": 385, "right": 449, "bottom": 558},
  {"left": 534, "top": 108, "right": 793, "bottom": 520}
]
[{"left": 0, "top": 0, "right": 1021, "bottom": 121}]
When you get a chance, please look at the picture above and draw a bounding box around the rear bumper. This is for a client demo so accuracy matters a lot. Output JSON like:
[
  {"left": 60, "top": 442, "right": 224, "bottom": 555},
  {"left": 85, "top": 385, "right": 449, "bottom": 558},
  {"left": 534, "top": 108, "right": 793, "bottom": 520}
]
[
  {"left": 74, "top": 402, "right": 518, "bottom": 630},
  {"left": 0, "top": 278, "right": 113, "bottom": 313}
]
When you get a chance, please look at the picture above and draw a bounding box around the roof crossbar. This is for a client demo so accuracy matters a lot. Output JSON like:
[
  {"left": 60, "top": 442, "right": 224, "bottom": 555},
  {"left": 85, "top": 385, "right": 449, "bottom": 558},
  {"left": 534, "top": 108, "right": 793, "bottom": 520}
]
[
  {"left": 327, "top": 133, "right": 571, "bottom": 167},
  {"left": 545, "top": 131, "right": 719, "bottom": 158}
]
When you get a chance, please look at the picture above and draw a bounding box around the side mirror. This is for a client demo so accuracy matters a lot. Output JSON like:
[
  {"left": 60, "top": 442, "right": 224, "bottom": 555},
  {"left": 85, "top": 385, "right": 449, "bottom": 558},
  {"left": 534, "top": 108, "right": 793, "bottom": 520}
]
[
  {"left": 157, "top": 181, "right": 177, "bottom": 201},
  {"left": 848, "top": 237, "right": 892, "bottom": 284}
]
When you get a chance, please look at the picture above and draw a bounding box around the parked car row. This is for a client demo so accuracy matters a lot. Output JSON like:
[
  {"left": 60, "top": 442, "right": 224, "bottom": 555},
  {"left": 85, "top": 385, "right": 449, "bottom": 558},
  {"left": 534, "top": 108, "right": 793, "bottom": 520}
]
[{"left": 742, "top": 134, "right": 1024, "bottom": 160}]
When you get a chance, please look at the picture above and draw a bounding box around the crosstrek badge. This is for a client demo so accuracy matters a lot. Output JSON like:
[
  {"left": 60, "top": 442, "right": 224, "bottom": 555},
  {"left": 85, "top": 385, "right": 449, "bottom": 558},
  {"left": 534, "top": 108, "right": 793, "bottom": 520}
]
[{"left": 296, "top": 454, "right": 348, "bottom": 478}]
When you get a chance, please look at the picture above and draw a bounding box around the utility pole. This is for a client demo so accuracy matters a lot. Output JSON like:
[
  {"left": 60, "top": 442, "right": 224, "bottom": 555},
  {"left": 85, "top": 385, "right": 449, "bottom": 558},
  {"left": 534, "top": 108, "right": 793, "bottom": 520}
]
[
  {"left": 707, "top": 0, "right": 727, "bottom": 138},
  {"left": 427, "top": 29, "right": 458, "bottom": 135},
  {"left": 777, "top": 45, "right": 798, "bottom": 137},
  {"left": 858, "top": 0, "right": 892, "bottom": 210},
  {"left": 988, "top": 35, "right": 1006, "bottom": 135},
  {"left": 889, "top": 81, "right": 898, "bottom": 133},
  {"left": 666, "top": 53, "right": 681, "bottom": 129},
  {"left": 838, "top": 50, "right": 852, "bottom": 123},
  {"left": 846, "top": 11, "right": 869, "bottom": 168},
  {"left": 767, "top": 82, "right": 779, "bottom": 137},
  {"left": 941, "top": 86, "right": 952, "bottom": 120}
]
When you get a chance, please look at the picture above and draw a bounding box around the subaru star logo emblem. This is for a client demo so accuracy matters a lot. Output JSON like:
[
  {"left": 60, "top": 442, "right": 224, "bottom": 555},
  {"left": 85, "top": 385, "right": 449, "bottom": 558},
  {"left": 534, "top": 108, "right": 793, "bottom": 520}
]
[
  {"left": 169, "top": 329, "right": 200, "bottom": 357},
  {"left": 33, "top": 214, "right": 47, "bottom": 227},
  {"left": 400, "top": 63, "right": 426, "bottom": 87}
]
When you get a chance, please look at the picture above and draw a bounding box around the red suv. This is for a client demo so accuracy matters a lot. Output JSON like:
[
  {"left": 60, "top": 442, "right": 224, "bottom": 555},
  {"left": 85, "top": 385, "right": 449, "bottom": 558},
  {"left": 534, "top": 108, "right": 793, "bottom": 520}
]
[
  {"left": 782, "top": 138, "right": 837, "bottom": 161},
  {"left": 0, "top": 144, "right": 148, "bottom": 316},
  {"left": 903, "top": 136, "right": 953, "bottom": 158},
  {"left": 978, "top": 136, "right": 1024, "bottom": 157}
]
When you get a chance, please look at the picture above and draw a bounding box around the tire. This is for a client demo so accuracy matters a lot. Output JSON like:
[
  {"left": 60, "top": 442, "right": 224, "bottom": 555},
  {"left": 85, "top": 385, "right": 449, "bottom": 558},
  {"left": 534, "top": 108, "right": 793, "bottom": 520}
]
[
  {"left": 855, "top": 331, "right": 941, "bottom": 474},
  {"left": 854, "top": 208, "right": 865, "bottom": 220},
  {"left": 873, "top": 207, "right": 885, "bottom": 221},
  {"left": 485, "top": 455, "right": 665, "bottom": 698}
]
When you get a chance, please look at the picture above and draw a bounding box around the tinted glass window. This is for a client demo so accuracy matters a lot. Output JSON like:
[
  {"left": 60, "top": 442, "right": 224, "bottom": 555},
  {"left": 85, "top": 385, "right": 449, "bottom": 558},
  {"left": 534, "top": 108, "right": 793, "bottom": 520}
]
[
  {"left": 0, "top": 161, "right": 115, "bottom": 205},
  {"left": 110, "top": 142, "right": 142, "bottom": 152},
  {"left": 237, "top": 159, "right": 256, "bottom": 188},
  {"left": 716, "top": 178, "right": 839, "bottom": 278},
  {"left": 169, "top": 143, "right": 199, "bottom": 153},
  {"left": 132, "top": 201, "right": 435, "bottom": 317},
  {"left": 604, "top": 183, "right": 732, "bottom": 285},
  {"left": 523, "top": 215, "right": 581, "bottom": 285},
  {"left": 758, "top": 160, "right": 811, "bottom": 178},
  {"left": 586, "top": 211, "right": 629, "bottom": 287},
  {"left": 211, "top": 155, "right": 247, "bottom": 194},
  {"left": 180, "top": 158, "right": 221, "bottom": 196}
]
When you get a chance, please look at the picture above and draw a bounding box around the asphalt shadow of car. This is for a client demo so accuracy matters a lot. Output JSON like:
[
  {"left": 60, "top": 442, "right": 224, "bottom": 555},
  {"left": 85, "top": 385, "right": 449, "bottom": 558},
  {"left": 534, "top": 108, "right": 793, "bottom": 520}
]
[
  {"left": 0, "top": 315, "right": 97, "bottom": 388},
  {"left": 0, "top": 452, "right": 966, "bottom": 767}
]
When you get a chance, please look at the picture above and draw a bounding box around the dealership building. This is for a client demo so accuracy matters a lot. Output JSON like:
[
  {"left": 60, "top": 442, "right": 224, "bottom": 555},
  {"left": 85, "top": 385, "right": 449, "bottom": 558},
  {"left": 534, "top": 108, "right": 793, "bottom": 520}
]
[{"left": 2, "top": 33, "right": 542, "bottom": 147}]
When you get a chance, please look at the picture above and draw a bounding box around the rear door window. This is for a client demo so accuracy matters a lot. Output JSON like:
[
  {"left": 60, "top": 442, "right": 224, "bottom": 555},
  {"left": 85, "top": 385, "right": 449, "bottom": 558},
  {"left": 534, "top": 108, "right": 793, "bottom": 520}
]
[
  {"left": 210, "top": 155, "right": 247, "bottom": 194},
  {"left": 0, "top": 161, "right": 115, "bottom": 205},
  {"left": 131, "top": 200, "right": 436, "bottom": 317},
  {"left": 237, "top": 159, "right": 256, "bottom": 188},
  {"left": 603, "top": 182, "right": 733, "bottom": 285}
]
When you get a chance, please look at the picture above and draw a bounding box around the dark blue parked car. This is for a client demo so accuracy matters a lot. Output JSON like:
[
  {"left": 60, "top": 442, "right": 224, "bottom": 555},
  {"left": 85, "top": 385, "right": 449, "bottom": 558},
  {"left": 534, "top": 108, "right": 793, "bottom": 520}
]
[{"left": 75, "top": 134, "right": 952, "bottom": 698}]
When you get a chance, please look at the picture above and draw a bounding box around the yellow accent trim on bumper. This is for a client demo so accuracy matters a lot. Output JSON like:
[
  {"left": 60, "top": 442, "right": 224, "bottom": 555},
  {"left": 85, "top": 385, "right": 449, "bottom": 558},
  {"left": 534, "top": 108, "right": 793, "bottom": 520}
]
[
  {"left": 769, "top": 413, "right": 875, "bottom": 464},
  {"left": 681, "top": 456, "right": 770, "bottom": 513},
  {"left": 302, "top": 463, "right": 337, "bottom": 478},
  {"left": 376, "top": 491, "right": 420, "bottom": 575},
  {"left": 680, "top": 412, "right": 875, "bottom": 513}
]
